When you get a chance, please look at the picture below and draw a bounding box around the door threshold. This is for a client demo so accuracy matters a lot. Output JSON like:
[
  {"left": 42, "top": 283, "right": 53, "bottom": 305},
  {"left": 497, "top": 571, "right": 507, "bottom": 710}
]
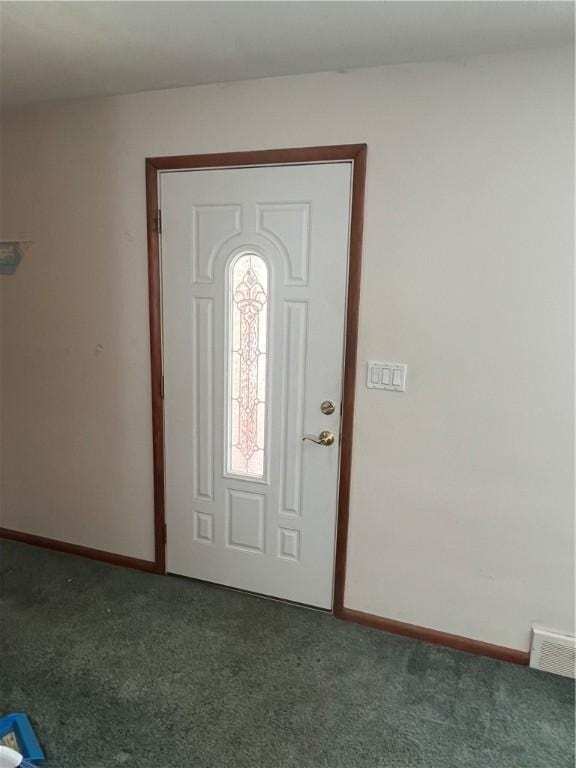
[{"left": 166, "top": 571, "right": 333, "bottom": 614}]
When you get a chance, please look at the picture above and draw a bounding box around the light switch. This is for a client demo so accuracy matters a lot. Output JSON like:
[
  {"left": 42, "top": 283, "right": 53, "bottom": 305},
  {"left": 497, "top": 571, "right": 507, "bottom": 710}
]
[
  {"left": 370, "top": 367, "right": 380, "bottom": 385},
  {"left": 366, "top": 362, "right": 407, "bottom": 392}
]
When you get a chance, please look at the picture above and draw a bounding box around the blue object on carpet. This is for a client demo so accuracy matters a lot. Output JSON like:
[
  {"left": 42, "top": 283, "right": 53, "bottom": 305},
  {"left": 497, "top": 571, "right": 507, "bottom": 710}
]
[{"left": 0, "top": 713, "right": 45, "bottom": 764}]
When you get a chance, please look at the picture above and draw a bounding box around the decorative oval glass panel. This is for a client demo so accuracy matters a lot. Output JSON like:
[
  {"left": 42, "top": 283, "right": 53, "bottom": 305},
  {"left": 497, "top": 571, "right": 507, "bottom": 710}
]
[{"left": 228, "top": 253, "right": 268, "bottom": 478}]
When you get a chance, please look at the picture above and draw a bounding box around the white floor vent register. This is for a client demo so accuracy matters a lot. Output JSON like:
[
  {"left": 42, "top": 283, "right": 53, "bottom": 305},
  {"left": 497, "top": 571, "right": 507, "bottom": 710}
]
[{"left": 530, "top": 627, "right": 576, "bottom": 678}]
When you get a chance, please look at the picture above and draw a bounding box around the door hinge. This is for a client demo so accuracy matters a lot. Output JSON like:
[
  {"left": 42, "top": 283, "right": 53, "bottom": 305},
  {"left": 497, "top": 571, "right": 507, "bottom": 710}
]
[
  {"left": 163, "top": 522, "right": 167, "bottom": 544},
  {"left": 155, "top": 209, "right": 162, "bottom": 234},
  {"left": 160, "top": 375, "right": 165, "bottom": 400}
]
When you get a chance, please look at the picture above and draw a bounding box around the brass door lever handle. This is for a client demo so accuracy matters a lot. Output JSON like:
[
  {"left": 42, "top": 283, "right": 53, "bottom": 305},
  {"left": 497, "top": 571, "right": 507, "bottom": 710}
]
[{"left": 302, "top": 430, "right": 335, "bottom": 446}]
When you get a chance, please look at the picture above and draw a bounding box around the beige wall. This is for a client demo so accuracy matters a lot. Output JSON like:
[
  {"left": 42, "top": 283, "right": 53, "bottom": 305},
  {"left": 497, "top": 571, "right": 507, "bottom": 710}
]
[{"left": 1, "top": 47, "right": 573, "bottom": 651}]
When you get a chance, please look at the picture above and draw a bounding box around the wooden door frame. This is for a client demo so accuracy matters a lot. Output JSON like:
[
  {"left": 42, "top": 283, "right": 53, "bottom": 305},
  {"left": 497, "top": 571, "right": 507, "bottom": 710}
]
[{"left": 145, "top": 144, "right": 367, "bottom": 615}]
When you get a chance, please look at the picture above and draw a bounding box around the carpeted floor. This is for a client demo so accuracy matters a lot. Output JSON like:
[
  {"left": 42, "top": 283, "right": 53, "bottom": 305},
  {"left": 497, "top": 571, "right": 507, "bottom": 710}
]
[{"left": 0, "top": 541, "right": 573, "bottom": 768}]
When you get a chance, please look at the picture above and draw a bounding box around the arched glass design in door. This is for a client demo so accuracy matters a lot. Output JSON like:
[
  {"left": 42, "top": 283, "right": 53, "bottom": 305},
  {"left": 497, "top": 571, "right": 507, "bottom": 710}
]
[{"left": 227, "top": 252, "right": 268, "bottom": 479}]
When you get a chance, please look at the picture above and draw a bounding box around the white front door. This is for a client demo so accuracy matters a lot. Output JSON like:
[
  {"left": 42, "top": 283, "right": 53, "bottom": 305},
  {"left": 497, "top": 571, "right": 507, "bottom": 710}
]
[{"left": 161, "top": 162, "right": 352, "bottom": 608}]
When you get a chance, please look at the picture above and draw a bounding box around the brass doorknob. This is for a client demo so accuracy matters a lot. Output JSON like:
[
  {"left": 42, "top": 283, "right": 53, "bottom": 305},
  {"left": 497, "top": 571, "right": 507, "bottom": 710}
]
[{"left": 302, "top": 430, "right": 335, "bottom": 446}]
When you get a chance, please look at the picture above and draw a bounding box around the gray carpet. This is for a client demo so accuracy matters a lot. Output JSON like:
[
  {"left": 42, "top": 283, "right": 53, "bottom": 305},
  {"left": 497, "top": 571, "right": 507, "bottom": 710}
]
[{"left": 0, "top": 541, "right": 573, "bottom": 768}]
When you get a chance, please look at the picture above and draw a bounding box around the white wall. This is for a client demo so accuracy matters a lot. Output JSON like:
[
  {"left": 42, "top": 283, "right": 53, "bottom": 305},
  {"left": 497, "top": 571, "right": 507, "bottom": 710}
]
[
  {"left": 0, "top": 267, "right": 3, "bottom": 524},
  {"left": 0, "top": 149, "right": 4, "bottom": 522},
  {"left": 1, "top": 47, "right": 573, "bottom": 651}
]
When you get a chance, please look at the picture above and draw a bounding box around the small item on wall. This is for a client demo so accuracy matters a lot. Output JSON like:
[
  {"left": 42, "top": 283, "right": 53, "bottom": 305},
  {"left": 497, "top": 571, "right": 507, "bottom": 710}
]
[
  {"left": 366, "top": 361, "right": 407, "bottom": 392},
  {"left": 0, "top": 241, "right": 32, "bottom": 275}
]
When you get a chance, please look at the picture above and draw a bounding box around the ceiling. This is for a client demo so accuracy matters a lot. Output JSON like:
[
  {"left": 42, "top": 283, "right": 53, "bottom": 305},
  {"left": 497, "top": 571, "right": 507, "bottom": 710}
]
[{"left": 1, "top": 1, "right": 573, "bottom": 106}]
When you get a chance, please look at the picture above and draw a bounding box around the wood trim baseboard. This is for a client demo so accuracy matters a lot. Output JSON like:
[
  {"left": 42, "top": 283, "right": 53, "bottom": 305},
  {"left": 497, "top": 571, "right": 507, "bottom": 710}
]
[
  {"left": 0, "top": 528, "right": 159, "bottom": 574},
  {"left": 0, "top": 527, "right": 529, "bottom": 664},
  {"left": 337, "top": 607, "right": 529, "bottom": 665}
]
